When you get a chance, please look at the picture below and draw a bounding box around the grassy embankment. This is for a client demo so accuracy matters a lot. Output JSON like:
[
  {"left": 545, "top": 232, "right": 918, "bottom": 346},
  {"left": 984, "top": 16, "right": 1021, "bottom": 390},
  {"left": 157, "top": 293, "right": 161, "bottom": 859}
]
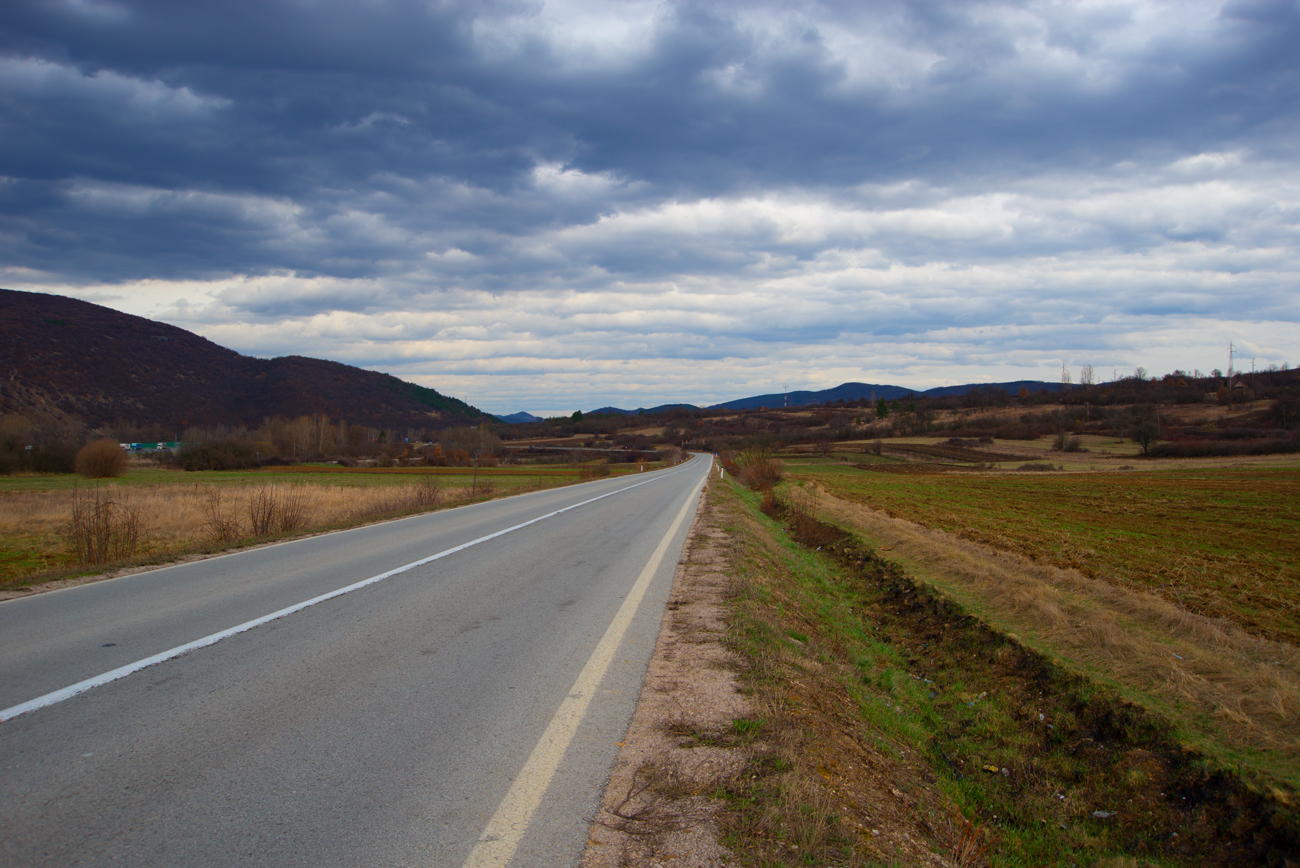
[
  {"left": 705, "top": 456, "right": 1299, "bottom": 866},
  {"left": 0, "top": 461, "right": 656, "bottom": 590}
]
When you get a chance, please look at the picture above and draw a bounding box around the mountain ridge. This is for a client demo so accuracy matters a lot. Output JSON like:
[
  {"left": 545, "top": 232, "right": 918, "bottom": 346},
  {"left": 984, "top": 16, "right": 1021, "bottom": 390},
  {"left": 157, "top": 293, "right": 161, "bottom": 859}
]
[
  {"left": 707, "top": 379, "right": 1074, "bottom": 411},
  {"left": 0, "top": 289, "right": 485, "bottom": 432}
]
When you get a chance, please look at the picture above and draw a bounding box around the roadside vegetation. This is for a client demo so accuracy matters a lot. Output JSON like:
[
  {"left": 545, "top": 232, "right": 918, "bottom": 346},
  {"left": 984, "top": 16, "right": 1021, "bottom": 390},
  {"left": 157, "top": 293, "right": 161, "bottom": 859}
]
[
  {"left": 0, "top": 460, "right": 670, "bottom": 593},
  {"left": 706, "top": 476, "right": 1299, "bottom": 867}
]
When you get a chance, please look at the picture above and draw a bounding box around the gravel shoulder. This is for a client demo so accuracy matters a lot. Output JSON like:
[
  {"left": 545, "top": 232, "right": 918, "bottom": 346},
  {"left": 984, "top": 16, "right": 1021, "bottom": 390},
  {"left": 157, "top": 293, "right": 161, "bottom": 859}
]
[{"left": 582, "top": 479, "right": 746, "bottom": 867}]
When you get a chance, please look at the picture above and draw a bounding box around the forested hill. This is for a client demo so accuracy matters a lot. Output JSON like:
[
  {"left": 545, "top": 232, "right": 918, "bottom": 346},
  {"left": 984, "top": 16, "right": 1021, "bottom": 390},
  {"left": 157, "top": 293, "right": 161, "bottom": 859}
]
[{"left": 0, "top": 289, "right": 485, "bottom": 432}]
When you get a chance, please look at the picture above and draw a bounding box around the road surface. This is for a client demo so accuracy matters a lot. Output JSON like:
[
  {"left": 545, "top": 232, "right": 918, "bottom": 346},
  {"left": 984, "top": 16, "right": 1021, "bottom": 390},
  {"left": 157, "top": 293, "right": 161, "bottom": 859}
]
[{"left": 0, "top": 455, "right": 711, "bottom": 867}]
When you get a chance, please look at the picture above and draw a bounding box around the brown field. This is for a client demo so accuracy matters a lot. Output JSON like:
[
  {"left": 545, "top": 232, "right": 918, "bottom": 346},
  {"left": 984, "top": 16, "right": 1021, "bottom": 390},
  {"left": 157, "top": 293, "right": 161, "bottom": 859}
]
[
  {"left": 775, "top": 452, "right": 1300, "bottom": 791},
  {"left": 699, "top": 479, "right": 1300, "bottom": 866},
  {"left": 788, "top": 456, "right": 1300, "bottom": 643}
]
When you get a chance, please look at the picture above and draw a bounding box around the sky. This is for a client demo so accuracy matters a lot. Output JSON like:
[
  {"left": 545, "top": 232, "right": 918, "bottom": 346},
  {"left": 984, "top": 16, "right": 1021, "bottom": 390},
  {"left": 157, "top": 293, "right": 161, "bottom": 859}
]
[{"left": 2, "top": 0, "right": 1298, "bottom": 416}]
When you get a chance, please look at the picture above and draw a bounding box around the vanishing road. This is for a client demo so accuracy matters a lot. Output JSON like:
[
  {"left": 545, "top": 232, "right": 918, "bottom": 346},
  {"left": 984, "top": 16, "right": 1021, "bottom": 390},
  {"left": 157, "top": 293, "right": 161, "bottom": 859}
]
[{"left": 0, "top": 455, "right": 711, "bottom": 867}]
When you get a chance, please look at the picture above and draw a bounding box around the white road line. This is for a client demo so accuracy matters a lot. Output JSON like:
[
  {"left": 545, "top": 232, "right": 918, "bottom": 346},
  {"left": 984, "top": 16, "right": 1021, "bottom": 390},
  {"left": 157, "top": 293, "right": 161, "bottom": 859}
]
[
  {"left": 459, "top": 470, "right": 707, "bottom": 868},
  {"left": 0, "top": 461, "right": 700, "bottom": 723}
]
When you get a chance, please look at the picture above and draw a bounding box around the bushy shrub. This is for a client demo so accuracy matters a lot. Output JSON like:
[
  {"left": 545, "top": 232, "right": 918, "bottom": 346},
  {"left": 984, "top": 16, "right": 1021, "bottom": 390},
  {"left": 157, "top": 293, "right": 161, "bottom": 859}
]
[
  {"left": 75, "top": 439, "right": 129, "bottom": 478},
  {"left": 1147, "top": 437, "right": 1300, "bottom": 458},
  {"left": 1051, "top": 432, "right": 1084, "bottom": 453},
  {"left": 31, "top": 441, "right": 79, "bottom": 473},
  {"left": 178, "top": 440, "right": 257, "bottom": 471},
  {"left": 736, "top": 449, "right": 784, "bottom": 491}
]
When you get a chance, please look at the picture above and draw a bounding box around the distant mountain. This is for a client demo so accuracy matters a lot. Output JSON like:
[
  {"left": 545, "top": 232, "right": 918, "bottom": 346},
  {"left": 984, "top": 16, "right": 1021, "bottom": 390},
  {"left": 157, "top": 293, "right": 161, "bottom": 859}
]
[
  {"left": 0, "top": 289, "right": 486, "bottom": 432},
  {"left": 494, "top": 411, "right": 543, "bottom": 424},
  {"left": 920, "top": 380, "right": 1075, "bottom": 398},
  {"left": 587, "top": 404, "right": 701, "bottom": 416},
  {"left": 709, "top": 380, "right": 1072, "bottom": 410}
]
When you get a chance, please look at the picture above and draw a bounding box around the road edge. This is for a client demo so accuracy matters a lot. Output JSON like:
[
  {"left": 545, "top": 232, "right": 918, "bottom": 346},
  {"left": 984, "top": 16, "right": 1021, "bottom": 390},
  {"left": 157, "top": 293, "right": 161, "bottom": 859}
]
[{"left": 580, "top": 478, "right": 746, "bottom": 868}]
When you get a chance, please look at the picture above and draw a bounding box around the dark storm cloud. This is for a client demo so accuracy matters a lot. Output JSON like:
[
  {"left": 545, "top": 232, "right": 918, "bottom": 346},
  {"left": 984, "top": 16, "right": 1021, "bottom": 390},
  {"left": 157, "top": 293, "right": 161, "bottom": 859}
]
[
  {"left": 2, "top": 0, "right": 1297, "bottom": 283},
  {"left": 2, "top": 1, "right": 1298, "bottom": 411}
]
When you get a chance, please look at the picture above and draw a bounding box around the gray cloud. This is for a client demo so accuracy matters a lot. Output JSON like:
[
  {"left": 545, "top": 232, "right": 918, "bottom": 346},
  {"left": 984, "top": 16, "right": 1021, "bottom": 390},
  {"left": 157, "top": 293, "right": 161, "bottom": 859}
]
[{"left": 2, "top": 0, "right": 1298, "bottom": 412}]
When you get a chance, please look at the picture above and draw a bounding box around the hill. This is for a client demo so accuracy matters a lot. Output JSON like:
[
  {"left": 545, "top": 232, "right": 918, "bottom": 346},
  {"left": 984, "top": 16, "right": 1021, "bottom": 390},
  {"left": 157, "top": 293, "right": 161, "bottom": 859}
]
[
  {"left": 493, "top": 411, "right": 544, "bottom": 424},
  {"left": 587, "top": 403, "right": 701, "bottom": 417},
  {"left": 0, "top": 289, "right": 485, "bottom": 432},
  {"left": 708, "top": 379, "right": 1072, "bottom": 410}
]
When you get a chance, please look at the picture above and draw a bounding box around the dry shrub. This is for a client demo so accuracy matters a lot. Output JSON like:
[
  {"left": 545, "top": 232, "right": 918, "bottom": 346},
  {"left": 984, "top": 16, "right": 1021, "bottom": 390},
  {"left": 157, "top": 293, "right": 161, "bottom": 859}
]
[
  {"left": 782, "top": 492, "right": 844, "bottom": 549},
  {"left": 201, "top": 487, "right": 242, "bottom": 543},
  {"left": 350, "top": 479, "right": 444, "bottom": 519},
  {"left": 75, "top": 439, "right": 128, "bottom": 478},
  {"left": 736, "top": 449, "right": 784, "bottom": 491},
  {"left": 65, "top": 487, "right": 144, "bottom": 564},
  {"left": 1051, "top": 432, "right": 1084, "bottom": 453},
  {"left": 579, "top": 465, "right": 612, "bottom": 480},
  {"left": 248, "top": 485, "right": 312, "bottom": 536},
  {"left": 661, "top": 446, "right": 686, "bottom": 466},
  {"left": 408, "top": 478, "right": 442, "bottom": 508}
]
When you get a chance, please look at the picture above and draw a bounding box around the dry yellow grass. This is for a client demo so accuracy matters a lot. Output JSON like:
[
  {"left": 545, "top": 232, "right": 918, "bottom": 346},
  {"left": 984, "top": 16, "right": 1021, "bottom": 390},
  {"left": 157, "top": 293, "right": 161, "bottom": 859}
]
[
  {"left": 791, "top": 484, "right": 1300, "bottom": 780},
  {"left": 0, "top": 480, "right": 498, "bottom": 586}
]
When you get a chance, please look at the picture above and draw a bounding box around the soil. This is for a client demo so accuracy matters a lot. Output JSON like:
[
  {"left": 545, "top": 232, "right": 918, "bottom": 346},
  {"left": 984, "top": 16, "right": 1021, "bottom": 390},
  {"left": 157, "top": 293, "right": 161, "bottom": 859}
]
[{"left": 581, "top": 481, "right": 746, "bottom": 867}]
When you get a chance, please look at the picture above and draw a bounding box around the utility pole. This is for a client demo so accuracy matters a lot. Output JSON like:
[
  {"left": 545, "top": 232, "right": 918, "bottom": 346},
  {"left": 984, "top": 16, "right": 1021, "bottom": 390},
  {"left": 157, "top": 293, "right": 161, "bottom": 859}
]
[{"left": 1228, "top": 341, "right": 1235, "bottom": 380}]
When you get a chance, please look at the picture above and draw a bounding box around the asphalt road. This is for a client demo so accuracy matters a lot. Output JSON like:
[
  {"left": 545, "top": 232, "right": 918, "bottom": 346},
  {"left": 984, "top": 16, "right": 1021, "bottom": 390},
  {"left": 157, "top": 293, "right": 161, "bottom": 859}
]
[{"left": 0, "top": 455, "right": 712, "bottom": 867}]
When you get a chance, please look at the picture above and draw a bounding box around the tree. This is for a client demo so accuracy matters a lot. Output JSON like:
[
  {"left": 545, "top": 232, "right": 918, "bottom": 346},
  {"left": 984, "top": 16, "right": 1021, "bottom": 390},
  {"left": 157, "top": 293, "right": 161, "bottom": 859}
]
[
  {"left": 1131, "top": 421, "right": 1159, "bottom": 455},
  {"left": 875, "top": 398, "right": 889, "bottom": 419}
]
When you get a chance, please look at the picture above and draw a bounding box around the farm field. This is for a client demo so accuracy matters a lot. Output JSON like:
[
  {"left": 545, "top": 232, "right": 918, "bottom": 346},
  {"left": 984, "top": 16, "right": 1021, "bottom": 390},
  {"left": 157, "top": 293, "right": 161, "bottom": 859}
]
[
  {"left": 785, "top": 454, "right": 1300, "bottom": 645},
  {"left": 0, "top": 461, "right": 656, "bottom": 592},
  {"left": 760, "top": 447, "right": 1300, "bottom": 799},
  {"left": 708, "top": 478, "right": 1300, "bottom": 865}
]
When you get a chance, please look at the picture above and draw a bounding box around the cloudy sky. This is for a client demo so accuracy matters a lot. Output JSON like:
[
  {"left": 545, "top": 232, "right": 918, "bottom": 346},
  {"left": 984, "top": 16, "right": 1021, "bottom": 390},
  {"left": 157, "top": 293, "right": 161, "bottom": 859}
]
[{"left": 2, "top": 0, "right": 1297, "bottom": 415}]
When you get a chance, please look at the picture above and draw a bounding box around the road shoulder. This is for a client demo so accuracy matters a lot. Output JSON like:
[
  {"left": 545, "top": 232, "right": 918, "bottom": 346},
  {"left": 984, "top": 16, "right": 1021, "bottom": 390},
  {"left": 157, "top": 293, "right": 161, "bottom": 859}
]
[{"left": 582, "top": 479, "right": 745, "bottom": 868}]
